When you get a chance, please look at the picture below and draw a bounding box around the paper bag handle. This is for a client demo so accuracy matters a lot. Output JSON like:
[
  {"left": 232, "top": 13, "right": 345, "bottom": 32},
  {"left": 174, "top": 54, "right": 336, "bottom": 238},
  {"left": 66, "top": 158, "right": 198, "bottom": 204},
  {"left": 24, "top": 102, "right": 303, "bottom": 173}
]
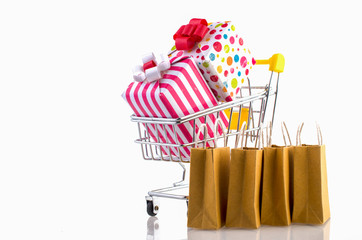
[
  {"left": 259, "top": 123, "right": 268, "bottom": 150},
  {"left": 264, "top": 121, "right": 273, "bottom": 148},
  {"left": 281, "top": 121, "right": 292, "bottom": 146},
  {"left": 316, "top": 123, "right": 323, "bottom": 146},
  {"left": 234, "top": 121, "right": 247, "bottom": 149},
  {"left": 195, "top": 124, "right": 208, "bottom": 149},
  {"left": 296, "top": 122, "right": 304, "bottom": 146},
  {"left": 214, "top": 118, "right": 227, "bottom": 148},
  {"left": 296, "top": 122, "right": 323, "bottom": 146}
]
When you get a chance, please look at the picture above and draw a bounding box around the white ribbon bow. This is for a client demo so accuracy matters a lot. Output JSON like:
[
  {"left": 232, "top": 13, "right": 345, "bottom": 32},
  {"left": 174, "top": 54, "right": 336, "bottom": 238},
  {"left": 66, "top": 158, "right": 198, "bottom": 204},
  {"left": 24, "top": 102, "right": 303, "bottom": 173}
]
[{"left": 133, "top": 52, "right": 171, "bottom": 83}]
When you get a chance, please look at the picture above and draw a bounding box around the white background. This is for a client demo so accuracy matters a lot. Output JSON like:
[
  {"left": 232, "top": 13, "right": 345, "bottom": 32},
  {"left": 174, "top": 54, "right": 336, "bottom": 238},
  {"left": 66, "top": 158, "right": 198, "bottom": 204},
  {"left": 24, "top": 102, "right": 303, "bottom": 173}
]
[{"left": 1, "top": 0, "right": 361, "bottom": 239}]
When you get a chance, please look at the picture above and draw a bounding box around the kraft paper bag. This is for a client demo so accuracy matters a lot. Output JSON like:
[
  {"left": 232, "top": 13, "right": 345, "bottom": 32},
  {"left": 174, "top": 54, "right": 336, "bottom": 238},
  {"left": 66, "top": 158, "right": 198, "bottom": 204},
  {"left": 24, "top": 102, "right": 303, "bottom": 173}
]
[
  {"left": 292, "top": 123, "right": 330, "bottom": 224},
  {"left": 261, "top": 123, "right": 292, "bottom": 226},
  {"left": 225, "top": 122, "right": 263, "bottom": 229},
  {"left": 187, "top": 121, "right": 230, "bottom": 230}
]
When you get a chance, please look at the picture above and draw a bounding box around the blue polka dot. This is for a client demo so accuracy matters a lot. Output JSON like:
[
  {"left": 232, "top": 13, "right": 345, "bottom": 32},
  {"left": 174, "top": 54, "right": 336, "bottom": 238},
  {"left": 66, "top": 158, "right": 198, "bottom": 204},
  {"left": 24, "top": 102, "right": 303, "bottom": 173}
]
[
  {"left": 234, "top": 54, "right": 239, "bottom": 62},
  {"left": 209, "top": 53, "right": 215, "bottom": 61},
  {"left": 238, "top": 71, "right": 241, "bottom": 77},
  {"left": 223, "top": 34, "right": 228, "bottom": 39},
  {"left": 223, "top": 81, "right": 228, "bottom": 88}
]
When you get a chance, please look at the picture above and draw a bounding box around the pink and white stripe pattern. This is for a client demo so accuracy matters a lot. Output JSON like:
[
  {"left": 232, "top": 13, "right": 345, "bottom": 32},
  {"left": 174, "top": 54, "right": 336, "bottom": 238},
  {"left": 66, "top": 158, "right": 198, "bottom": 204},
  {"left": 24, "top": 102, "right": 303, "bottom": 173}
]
[{"left": 123, "top": 57, "right": 228, "bottom": 159}]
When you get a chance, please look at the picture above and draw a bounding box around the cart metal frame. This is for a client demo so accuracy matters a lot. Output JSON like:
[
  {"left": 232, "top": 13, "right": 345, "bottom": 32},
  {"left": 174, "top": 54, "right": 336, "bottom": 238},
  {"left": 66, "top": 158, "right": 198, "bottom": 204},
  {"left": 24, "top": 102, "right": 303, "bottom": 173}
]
[{"left": 130, "top": 54, "right": 285, "bottom": 216}]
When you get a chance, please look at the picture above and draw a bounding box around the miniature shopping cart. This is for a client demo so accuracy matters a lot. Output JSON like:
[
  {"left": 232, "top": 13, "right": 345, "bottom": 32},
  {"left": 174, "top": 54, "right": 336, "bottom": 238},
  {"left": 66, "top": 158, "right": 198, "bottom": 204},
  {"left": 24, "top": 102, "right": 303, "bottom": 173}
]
[{"left": 130, "top": 54, "right": 285, "bottom": 216}]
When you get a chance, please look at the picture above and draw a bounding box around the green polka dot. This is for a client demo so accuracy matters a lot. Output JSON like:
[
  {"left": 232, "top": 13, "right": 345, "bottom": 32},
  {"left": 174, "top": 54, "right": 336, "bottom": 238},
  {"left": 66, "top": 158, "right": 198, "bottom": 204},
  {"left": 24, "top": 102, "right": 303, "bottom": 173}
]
[
  {"left": 171, "top": 45, "right": 176, "bottom": 51},
  {"left": 224, "top": 45, "right": 230, "bottom": 53},
  {"left": 221, "top": 57, "right": 225, "bottom": 62},
  {"left": 231, "top": 25, "right": 235, "bottom": 31},
  {"left": 202, "top": 62, "right": 209, "bottom": 68},
  {"left": 231, "top": 78, "right": 238, "bottom": 88},
  {"left": 215, "top": 23, "right": 223, "bottom": 28}
]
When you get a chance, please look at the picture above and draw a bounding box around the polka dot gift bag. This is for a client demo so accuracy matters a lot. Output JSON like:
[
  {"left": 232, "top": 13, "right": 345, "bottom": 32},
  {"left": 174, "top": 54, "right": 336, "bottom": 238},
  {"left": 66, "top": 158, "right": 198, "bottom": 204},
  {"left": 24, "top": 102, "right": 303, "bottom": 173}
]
[{"left": 170, "top": 19, "right": 255, "bottom": 102}]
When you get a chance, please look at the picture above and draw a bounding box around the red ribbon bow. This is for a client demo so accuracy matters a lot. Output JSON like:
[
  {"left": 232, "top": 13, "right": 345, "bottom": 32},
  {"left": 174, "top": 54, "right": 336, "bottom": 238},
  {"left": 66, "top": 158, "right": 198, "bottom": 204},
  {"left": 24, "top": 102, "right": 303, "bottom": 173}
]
[{"left": 173, "top": 18, "right": 208, "bottom": 50}]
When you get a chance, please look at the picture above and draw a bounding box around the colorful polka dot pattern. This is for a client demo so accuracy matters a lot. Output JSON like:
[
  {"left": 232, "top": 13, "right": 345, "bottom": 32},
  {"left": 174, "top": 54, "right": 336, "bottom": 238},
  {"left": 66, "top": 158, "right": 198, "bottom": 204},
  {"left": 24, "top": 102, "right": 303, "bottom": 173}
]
[{"left": 169, "top": 21, "right": 255, "bottom": 102}]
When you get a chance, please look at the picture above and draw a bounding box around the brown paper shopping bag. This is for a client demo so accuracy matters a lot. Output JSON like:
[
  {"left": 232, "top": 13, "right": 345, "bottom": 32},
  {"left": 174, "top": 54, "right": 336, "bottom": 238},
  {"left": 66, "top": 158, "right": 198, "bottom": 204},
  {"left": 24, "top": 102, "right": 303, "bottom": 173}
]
[
  {"left": 225, "top": 122, "right": 263, "bottom": 229},
  {"left": 292, "top": 123, "right": 330, "bottom": 224},
  {"left": 261, "top": 122, "right": 292, "bottom": 226},
  {"left": 187, "top": 120, "right": 230, "bottom": 230}
]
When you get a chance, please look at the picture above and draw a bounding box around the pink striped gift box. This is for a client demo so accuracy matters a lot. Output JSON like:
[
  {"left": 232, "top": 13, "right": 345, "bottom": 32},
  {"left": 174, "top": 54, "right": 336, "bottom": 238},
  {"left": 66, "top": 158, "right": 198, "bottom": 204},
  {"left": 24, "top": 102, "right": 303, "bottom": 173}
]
[{"left": 122, "top": 56, "right": 228, "bottom": 160}]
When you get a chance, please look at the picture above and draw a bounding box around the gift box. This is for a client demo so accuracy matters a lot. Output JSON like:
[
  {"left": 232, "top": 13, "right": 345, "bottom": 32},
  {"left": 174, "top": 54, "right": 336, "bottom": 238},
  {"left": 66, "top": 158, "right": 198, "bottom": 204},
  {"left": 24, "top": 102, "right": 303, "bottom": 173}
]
[
  {"left": 123, "top": 55, "right": 228, "bottom": 159},
  {"left": 170, "top": 19, "right": 255, "bottom": 102}
]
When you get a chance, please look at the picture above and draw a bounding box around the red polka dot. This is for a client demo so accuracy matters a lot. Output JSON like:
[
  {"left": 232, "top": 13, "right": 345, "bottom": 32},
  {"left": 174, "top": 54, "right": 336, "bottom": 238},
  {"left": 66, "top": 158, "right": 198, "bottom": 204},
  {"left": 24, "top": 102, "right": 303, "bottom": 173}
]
[
  {"left": 240, "top": 56, "right": 247, "bottom": 68},
  {"left": 224, "top": 70, "right": 228, "bottom": 77},
  {"left": 236, "top": 87, "right": 240, "bottom": 95},
  {"left": 210, "top": 29, "right": 216, "bottom": 34},
  {"left": 210, "top": 75, "right": 219, "bottom": 82},
  {"left": 230, "top": 68, "right": 234, "bottom": 74},
  {"left": 199, "top": 68, "right": 204, "bottom": 74},
  {"left": 225, "top": 96, "right": 233, "bottom": 102},
  {"left": 196, "top": 55, "right": 199, "bottom": 58},
  {"left": 239, "top": 37, "right": 244, "bottom": 46},
  {"left": 215, "top": 34, "right": 222, "bottom": 40},
  {"left": 176, "top": 51, "right": 184, "bottom": 57},
  {"left": 219, "top": 29, "right": 223, "bottom": 32},
  {"left": 252, "top": 58, "right": 256, "bottom": 65},
  {"left": 221, "top": 23, "right": 228, "bottom": 28},
  {"left": 245, "top": 69, "right": 249, "bottom": 75},
  {"left": 213, "top": 42, "right": 222, "bottom": 52},
  {"left": 230, "top": 36, "right": 235, "bottom": 44},
  {"left": 211, "top": 88, "right": 218, "bottom": 97},
  {"left": 201, "top": 45, "right": 209, "bottom": 51},
  {"left": 201, "top": 56, "right": 205, "bottom": 60},
  {"left": 196, "top": 48, "right": 201, "bottom": 53}
]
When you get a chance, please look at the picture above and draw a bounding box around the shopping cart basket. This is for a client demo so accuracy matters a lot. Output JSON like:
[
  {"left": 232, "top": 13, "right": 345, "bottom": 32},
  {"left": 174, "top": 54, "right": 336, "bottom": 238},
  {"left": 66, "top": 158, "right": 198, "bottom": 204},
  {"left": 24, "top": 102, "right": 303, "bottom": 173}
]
[{"left": 130, "top": 53, "right": 285, "bottom": 216}]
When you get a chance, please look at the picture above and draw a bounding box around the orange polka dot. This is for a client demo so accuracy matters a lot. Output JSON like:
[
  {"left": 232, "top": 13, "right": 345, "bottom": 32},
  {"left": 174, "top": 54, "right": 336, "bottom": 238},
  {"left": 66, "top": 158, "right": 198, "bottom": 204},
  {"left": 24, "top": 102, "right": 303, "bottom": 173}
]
[
  {"left": 222, "top": 87, "right": 227, "bottom": 92},
  {"left": 227, "top": 56, "right": 233, "bottom": 66}
]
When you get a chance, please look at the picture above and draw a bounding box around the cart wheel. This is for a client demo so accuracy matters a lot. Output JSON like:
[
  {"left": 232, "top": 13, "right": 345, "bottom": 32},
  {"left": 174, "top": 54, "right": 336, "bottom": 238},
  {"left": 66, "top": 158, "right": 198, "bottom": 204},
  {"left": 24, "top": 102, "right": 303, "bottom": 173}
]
[{"left": 146, "top": 200, "right": 158, "bottom": 217}]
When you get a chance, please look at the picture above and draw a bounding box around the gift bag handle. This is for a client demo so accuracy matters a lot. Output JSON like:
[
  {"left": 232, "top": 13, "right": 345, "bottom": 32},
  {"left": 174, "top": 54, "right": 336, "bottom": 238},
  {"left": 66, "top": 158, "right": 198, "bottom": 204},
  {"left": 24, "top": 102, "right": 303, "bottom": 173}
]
[
  {"left": 316, "top": 123, "right": 323, "bottom": 146},
  {"left": 214, "top": 118, "right": 227, "bottom": 148},
  {"left": 235, "top": 121, "right": 247, "bottom": 149},
  {"left": 296, "top": 122, "right": 304, "bottom": 146},
  {"left": 235, "top": 121, "right": 262, "bottom": 150},
  {"left": 258, "top": 123, "right": 268, "bottom": 150},
  {"left": 196, "top": 124, "right": 208, "bottom": 149},
  {"left": 264, "top": 121, "right": 273, "bottom": 148},
  {"left": 281, "top": 121, "right": 292, "bottom": 146},
  {"left": 296, "top": 122, "right": 323, "bottom": 146}
]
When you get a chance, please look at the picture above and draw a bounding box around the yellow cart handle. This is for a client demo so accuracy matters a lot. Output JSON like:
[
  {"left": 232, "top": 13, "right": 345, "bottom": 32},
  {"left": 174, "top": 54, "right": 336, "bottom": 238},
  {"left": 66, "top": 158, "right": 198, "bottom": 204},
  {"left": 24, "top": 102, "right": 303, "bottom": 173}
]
[{"left": 256, "top": 53, "right": 285, "bottom": 73}]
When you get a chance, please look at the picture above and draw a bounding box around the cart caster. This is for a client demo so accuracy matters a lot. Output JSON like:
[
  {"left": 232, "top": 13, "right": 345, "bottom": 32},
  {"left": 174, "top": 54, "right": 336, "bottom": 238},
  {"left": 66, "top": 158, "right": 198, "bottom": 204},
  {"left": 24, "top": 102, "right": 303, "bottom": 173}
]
[{"left": 146, "top": 196, "right": 159, "bottom": 217}]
